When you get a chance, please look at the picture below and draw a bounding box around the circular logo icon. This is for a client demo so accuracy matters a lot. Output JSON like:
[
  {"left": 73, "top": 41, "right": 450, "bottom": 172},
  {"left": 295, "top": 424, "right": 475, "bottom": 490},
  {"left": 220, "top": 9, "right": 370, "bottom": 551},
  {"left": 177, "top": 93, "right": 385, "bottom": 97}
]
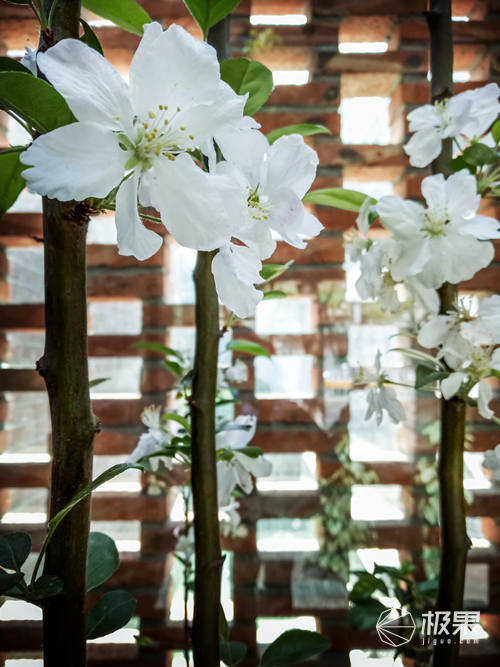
[{"left": 376, "top": 608, "right": 416, "bottom": 647}]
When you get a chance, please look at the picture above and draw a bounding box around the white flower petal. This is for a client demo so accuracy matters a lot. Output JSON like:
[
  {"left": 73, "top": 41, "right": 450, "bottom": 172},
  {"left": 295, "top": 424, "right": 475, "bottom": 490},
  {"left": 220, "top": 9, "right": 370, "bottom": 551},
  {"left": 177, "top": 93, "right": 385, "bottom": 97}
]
[
  {"left": 459, "top": 214, "right": 500, "bottom": 240},
  {"left": 216, "top": 415, "right": 257, "bottom": 450},
  {"left": 406, "top": 279, "right": 440, "bottom": 315},
  {"left": 20, "top": 121, "right": 126, "bottom": 200},
  {"left": 267, "top": 187, "right": 305, "bottom": 240},
  {"left": 212, "top": 245, "right": 264, "bottom": 319},
  {"left": 407, "top": 104, "right": 440, "bottom": 131},
  {"left": 441, "top": 372, "right": 466, "bottom": 400},
  {"left": 417, "top": 315, "right": 453, "bottom": 349},
  {"left": 380, "top": 386, "right": 406, "bottom": 424},
  {"left": 461, "top": 83, "right": 500, "bottom": 138},
  {"left": 356, "top": 196, "right": 371, "bottom": 236},
  {"left": 483, "top": 449, "right": 500, "bottom": 471},
  {"left": 149, "top": 154, "right": 236, "bottom": 250},
  {"left": 264, "top": 135, "right": 319, "bottom": 200},
  {"left": 214, "top": 117, "right": 268, "bottom": 171},
  {"left": 37, "top": 39, "right": 134, "bottom": 133},
  {"left": 217, "top": 461, "right": 239, "bottom": 507},
  {"left": 445, "top": 170, "right": 481, "bottom": 220},
  {"left": 115, "top": 171, "right": 163, "bottom": 260},
  {"left": 234, "top": 452, "right": 272, "bottom": 481},
  {"left": 404, "top": 127, "right": 443, "bottom": 168},
  {"left": 375, "top": 196, "right": 424, "bottom": 240},
  {"left": 478, "top": 381, "right": 494, "bottom": 419}
]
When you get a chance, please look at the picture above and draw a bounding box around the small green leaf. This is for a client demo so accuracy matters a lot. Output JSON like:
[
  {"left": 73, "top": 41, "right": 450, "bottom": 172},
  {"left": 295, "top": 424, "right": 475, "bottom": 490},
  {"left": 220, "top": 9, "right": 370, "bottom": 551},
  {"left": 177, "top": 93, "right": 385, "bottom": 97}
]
[
  {"left": 86, "top": 590, "right": 137, "bottom": 639},
  {"left": 164, "top": 359, "right": 184, "bottom": 376},
  {"left": 449, "top": 156, "right": 476, "bottom": 175},
  {"left": 462, "top": 143, "right": 497, "bottom": 167},
  {"left": 492, "top": 119, "right": 500, "bottom": 145},
  {"left": 26, "top": 575, "right": 63, "bottom": 601},
  {"left": 259, "top": 261, "right": 293, "bottom": 283},
  {"left": 267, "top": 124, "right": 331, "bottom": 145},
  {"left": 184, "top": 0, "right": 242, "bottom": 37},
  {"left": 303, "top": 187, "right": 372, "bottom": 211},
  {"left": 415, "top": 364, "right": 449, "bottom": 389},
  {"left": 87, "top": 532, "right": 119, "bottom": 591},
  {"left": 89, "top": 377, "right": 110, "bottom": 388},
  {"left": 0, "top": 570, "right": 24, "bottom": 596},
  {"left": 80, "top": 19, "right": 104, "bottom": 55},
  {"left": 133, "top": 342, "right": 184, "bottom": 361},
  {"left": 220, "top": 640, "right": 247, "bottom": 666},
  {"left": 350, "top": 573, "right": 389, "bottom": 602},
  {"left": 227, "top": 339, "right": 270, "bottom": 358},
  {"left": 161, "top": 412, "right": 191, "bottom": 433},
  {"left": 235, "top": 446, "right": 264, "bottom": 458},
  {"left": 4, "top": 0, "right": 32, "bottom": 4},
  {"left": 0, "top": 148, "right": 26, "bottom": 218},
  {"left": 81, "top": 0, "right": 151, "bottom": 36},
  {"left": 263, "top": 290, "right": 287, "bottom": 300},
  {"left": 220, "top": 58, "right": 273, "bottom": 116},
  {"left": 350, "top": 598, "right": 387, "bottom": 630},
  {"left": 0, "top": 532, "right": 31, "bottom": 572},
  {"left": 260, "top": 629, "right": 330, "bottom": 666},
  {"left": 0, "top": 72, "right": 76, "bottom": 134},
  {"left": 0, "top": 57, "right": 33, "bottom": 74}
]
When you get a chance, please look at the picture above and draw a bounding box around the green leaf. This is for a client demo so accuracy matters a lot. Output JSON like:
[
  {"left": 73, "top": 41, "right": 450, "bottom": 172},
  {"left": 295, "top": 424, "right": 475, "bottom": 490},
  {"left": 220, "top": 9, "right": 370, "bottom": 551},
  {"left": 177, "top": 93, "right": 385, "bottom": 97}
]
[
  {"left": 184, "top": 0, "right": 242, "bottom": 37},
  {"left": 0, "top": 148, "right": 26, "bottom": 218},
  {"left": 350, "top": 573, "right": 389, "bottom": 602},
  {"left": 260, "top": 629, "right": 330, "bottom": 667},
  {"left": 267, "top": 124, "right": 331, "bottom": 145},
  {"left": 0, "top": 72, "right": 76, "bottom": 134},
  {"left": 220, "top": 58, "right": 273, "bottom": 116},
  {"left": 350, "top": 598, "right": 387, "bottom": 631},
  {"left": 89, "top": 377, "right": 110, "bottom": 388},
  {"left": 0, "top": 532, "right": 31, "bottom": 572},
  {"left": 259, "top": 261, "right": 293, "bottom": 283},
  {"left": 161, "top": 412, "right": 191, "bottom": 433},
  {"left": 449, "top": 156, "right": 476, "bottom": 175},
  {"left": 462, "top": 143, "right": 498, "bottom": 167},
  {"left": 164, "top": 359, "right": 183, "bottom": 376},
  {"left": 133, "top": 342, "right": 184, "bottom": 361},
  {"left": 86, "top": 590, "right": 137, "bottom": 639},
  {"left": 220, "top": 640, "right": 247, "bottom": 666},
  {"left": 492, "top": 119, "right": 500, "bottom": 145},
  {"left": 0, "top": 570, "right": 24, "bottom": 596},
  {"left": 302, "top": 188, "right": 372, "bottom": 211},
  {"left": 0, "top": 57, "right": 33, "bottom": 74},
  {"left": 87, "top": 532, "right": 119, "bottom": 591},
  {"left": 235, "top": 446, "right": 264, "bottom": 458},
  {"left": 80, "top": 19, "right": 104, "bottom": 55},
  {"left": 227, "top": 339, "right": 270, "bottom": 358},
  {"left": 263, "top": 290, "right": 287, "bottom": 300},
  {"left": 26, "top": 575, "right": 63, "bottom": 601},
  {"left": 415, "top": 364, "right": 449, "bottom": 389},
  {"left": 81, "top": 0, "right": 151, "bottom": 36}
]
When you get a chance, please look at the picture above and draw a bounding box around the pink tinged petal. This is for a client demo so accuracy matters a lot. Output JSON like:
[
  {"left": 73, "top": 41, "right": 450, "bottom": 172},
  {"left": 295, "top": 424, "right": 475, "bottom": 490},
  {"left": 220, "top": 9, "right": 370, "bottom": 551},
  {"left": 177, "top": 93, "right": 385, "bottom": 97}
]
[
  {"left": 129, "top": 23, "right": 221, "bottom": 121},
  {"left": 421, "top": 173, "right": 446, "bottom": 210},
  {"left": 264, "top": 135, "right": 319, "bottom": 200},
  {"left": 404, "top": 127, "right": 443, "bottom": 168},
  {"left": 115, "top": 171, "right": 163, "bottom": 261},
  {"left": 417, "top": 315, "right": 453, "bottom": 349},
  {"left": 267, "top": 187, "right": 305, "bottom": 240},
  {"left": 37, "top": 39, "right": 134, "bottom": 133},
  {"left": 459, "top": 214, "right": 500, "bottom": 240},
  {"left": 445, "top": 170, "right": 481, "bottom": 220},
  {"left": 20, "top": 121, "right": 126, "bottom": 201},
  {"left": 441, "top": 372, "right": 467, "bottom": 400},
  {"left": 149, "top": 154, "right": 235, "bottom": 251},
  {"left": 478, "top": 381, "right": 494, "bottom": 420},
  {"left": 375, "top": 196, "right": 424, "bottom": 239},
  {"left": 212, "top": 247, "right": 263, "bottom": 319}
]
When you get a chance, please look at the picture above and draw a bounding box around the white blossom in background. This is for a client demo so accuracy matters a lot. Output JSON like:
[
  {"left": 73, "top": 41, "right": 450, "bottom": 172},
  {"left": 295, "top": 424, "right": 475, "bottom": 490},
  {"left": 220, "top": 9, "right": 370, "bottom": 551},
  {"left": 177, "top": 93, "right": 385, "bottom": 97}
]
[
  {"left": 353, "top": 350, "right": 406, "bottom": 425},
  {"left": 483, "top": 444, "right": 500, "bottom": 481},
  {"left": 216, "top": 415, "right": 272, "bottom": 507},
  {"left": 440, "top": 345, "right": 500, "bottom": 419},
  {"left": 212, "top": 131, "right": 323, "bottom": 319},
  {"left": 20, "top": 22, "right": 248, "bottom": 260},
  {"left": 404, "top": 83, "right": 500, "bottom": 167},
  {"left": 175, "top": 526, "right": 195, "bottom": 560},
  {"left": 127, "top": 405, "right": 173, "bottom": 471},
  {"left": 345, "top": 196, "right": 383, "bottom": 301},
  {"left": 376, "top": 170, "right": 500, "bottom": 289},
  {"left": 224, "top": 360, "right": 249, "bottom": 384}
]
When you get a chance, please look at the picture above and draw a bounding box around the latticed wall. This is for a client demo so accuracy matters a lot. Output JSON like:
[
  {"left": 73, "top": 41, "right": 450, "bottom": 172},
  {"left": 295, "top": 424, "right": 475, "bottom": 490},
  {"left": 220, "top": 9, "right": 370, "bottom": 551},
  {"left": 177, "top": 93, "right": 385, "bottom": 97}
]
[{"left": 1, "top": 0, "right": 500, "bottom": 665}]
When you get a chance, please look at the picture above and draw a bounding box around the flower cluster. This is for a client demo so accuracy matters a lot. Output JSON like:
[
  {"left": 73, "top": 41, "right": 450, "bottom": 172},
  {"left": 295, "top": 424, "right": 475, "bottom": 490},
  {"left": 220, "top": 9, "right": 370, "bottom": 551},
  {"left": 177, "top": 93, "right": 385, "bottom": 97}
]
[{"left": 19, "top": 22, "right": 322, "bottom": 319}]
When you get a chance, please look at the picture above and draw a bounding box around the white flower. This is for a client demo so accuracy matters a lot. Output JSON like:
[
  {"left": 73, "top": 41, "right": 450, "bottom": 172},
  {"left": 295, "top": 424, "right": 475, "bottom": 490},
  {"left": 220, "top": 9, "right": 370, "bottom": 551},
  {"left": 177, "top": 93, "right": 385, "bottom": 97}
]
[
  {"left": 20, "top": 23, "right": 247, "bottom": 260},
  {"left": 212, "top": 132, "right": 322, "bottom": 318},
  {"left": 404, "top": 84, "right": 500, "bottom": 167},
  {"left": 20, "top": 46, "right": 37, "bottom": 76},
  {"left": 440, "top": 346, "right": 500, "bottom": 419},
  {"left": 224, "top": 360, "right": 249, "bottom": 384},
  {"left": 175, "top": 526, "right": 195, "bottom": 560},
  {"left": 354, "top": 351, "right": 406, "bottom": 426},
  {"left": 460, "top": 295, "right": 500, "bottom": 346},
  {"left": 216, "top": 415, "right": 272, "bottom": 506},
  {"left": 127, "top": 405, "right": 173, "bottom": 470},
  {"left": 376, "top": 170, "right": 499, "bottom": 289},
  {"left": 483, "top": 444, "right": 500, "bottom": 481}
]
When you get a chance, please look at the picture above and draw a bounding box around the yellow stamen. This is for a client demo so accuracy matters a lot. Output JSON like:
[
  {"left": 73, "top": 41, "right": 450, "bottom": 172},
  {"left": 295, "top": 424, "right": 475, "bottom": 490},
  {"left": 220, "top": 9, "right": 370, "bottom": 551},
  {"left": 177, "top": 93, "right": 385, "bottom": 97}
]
[
  {"left": 189, "top": 134, "right": 194, "bottom": 140},
  {"left": 112, "top": 115, "right": 120, "bottom": 120},
  {"left": 180, "top": 126, "right": 186, "bottom": 131},
  {"left": 144, "top": 123, "right": 149, "bottom": 129},
  {"left": 149, "top": 111, "right": 156, "bottom": 119},
  {"left": 159, "top": 104, "right": 164, "bottom": 110},
  {"left": 164, "top": 119, "right": 169, "bottom": 125},
  {"left": 177, "top": 106, "right": 181, "bottom": 112}
]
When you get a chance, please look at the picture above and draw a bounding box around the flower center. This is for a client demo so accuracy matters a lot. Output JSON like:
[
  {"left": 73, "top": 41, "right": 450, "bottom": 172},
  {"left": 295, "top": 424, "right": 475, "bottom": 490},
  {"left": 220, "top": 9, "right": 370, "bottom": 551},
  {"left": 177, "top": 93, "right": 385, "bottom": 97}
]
[
  {"left": 422, "top": 209, "right": 449, "bottom": 237},
  {"left": 468, "top": 347, "right": 493, "bottom": 380},
  {"left": 247, "top": 186, "right": 274, "bottom": 221},
  {"left": 433, "top": 99, "right": 453, "bottom": 130}
]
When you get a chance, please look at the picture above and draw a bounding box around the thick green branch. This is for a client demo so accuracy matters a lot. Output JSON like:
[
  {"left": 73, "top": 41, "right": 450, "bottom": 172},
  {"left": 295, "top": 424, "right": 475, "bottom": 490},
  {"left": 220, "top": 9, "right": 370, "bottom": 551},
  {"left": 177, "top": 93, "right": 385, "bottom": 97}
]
[{"left": 38, "top": 3, "right": 99, "bottom": 666}]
